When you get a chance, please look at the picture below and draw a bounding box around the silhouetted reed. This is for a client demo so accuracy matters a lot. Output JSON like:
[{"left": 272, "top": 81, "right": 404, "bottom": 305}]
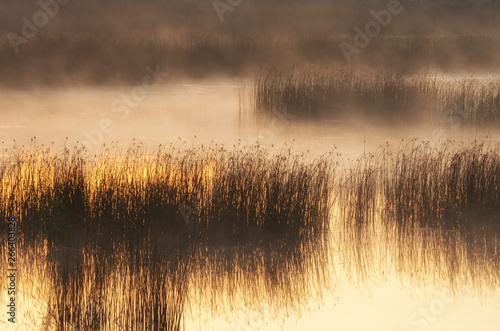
[
  {"left": 0, "top": 141, "right": 333, "bottom": 244},
  {"left": 254, "top": 69, "right": 500, "bottom": 126},
  {"left": 338, "top": 141, "right": 500, "bottom": 233},
  {"left": 336, "top": 141, "right": 500, "bottom": 291},
  {"left": 382, "top": 142, "right": 500, "bottom": 232}
]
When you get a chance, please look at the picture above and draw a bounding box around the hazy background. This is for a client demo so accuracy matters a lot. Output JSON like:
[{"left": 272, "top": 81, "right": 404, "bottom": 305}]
[{"left": 2, "top": 0, "right": 500, "bottom": 87}]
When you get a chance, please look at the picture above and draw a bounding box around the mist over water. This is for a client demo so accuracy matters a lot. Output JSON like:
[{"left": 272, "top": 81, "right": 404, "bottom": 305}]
[
  {"left": 0, "top": 81, "right": 242, "bottom": 151},
  {"left": 3, "top": 79, "right": 498, "bottom": 156}
]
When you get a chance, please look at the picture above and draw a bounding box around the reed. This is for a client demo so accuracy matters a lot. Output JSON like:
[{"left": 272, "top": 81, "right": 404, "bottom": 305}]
[
  {"left": 336, "top": 141, "right": 500, "bottom": 290},
  {"left": 338, "top": 141, "right": 500, "bottom": 233},
  {"left": 382, "top": 142, "right": 500, "bottom": 231},
  {"left": 0, "top": 141, "right": 334, "bottom": 243},
  {"left": 253, "top": 68, "right": 500, "bottom": 126}
]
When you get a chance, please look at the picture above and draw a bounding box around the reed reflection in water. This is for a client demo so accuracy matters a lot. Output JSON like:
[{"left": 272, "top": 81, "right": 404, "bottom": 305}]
[{"left": 0, "top": 225, "right": 332, "bottom": 330}]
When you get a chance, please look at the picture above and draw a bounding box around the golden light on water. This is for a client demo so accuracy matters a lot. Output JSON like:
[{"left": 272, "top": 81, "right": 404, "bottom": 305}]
[{"left": 1, "top": 208, "right": 499, "bottom": 330}]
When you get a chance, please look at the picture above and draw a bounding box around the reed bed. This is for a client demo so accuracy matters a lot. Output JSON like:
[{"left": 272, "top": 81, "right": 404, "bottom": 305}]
[
  {"left": 2, "top": 139, "right": 497, "bottom": 237},
  {"left": 0, "top": 142, "right": 333, "bottom": 242},
  {"left": 382, "top": 142, "right": 500, "bottom": 231},
  {"left": 253, "top": 69, "right": 500, "bottom": 126},
  {"left": 336, "top": 141, "right": 500, "bottom": 292},
  {"left": 338, "top": 141, "right": 500, "bottom": 232}
]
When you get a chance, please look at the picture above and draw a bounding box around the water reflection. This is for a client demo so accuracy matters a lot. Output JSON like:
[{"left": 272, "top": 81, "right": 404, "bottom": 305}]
[
  {"left": 1, "top": 208, "right": 498, "bottom": 331},
  {"left": 1, "top": 224, "right": 331, "bottom": 330}
]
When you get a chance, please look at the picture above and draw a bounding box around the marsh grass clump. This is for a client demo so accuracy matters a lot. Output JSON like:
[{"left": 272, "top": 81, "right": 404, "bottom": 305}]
[
  {"left": 382, "top": 142, "right": 500, "bottom": 232},
  {"left": 0, "top": 142, "right": 334, "bottom": 243},
  {"left": 253, "top": 69, "right": 500, "bottom": 126},
  {"left": 339, "top": 141, "right": 500, "bottom": 234},
  {"left": 254, "top": 68, "right": 434, "bottom": 123},
  {"left": 338, "top": 154, "right": 379, "bottom": 237}
]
